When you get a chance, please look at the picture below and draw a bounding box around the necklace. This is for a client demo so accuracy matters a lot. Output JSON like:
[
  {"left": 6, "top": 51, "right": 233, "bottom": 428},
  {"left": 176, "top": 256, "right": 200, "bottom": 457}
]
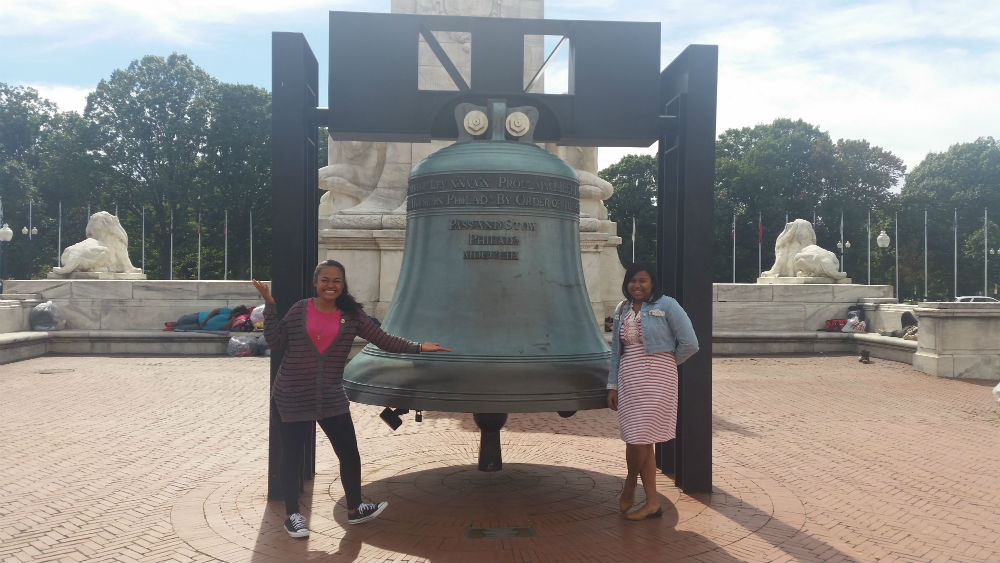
[{"left": 311, "top": 299, "right": 341, "bottom": 341}]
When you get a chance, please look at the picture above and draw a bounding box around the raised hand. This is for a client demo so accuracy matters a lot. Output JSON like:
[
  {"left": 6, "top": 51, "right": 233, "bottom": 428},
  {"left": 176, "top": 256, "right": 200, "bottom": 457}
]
[{"left": 251, "top": 279, "right": 275, "bottom": 304}]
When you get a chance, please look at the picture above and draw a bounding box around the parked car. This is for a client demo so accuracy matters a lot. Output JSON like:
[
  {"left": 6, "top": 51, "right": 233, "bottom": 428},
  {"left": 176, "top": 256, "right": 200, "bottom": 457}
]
[{"left": 954, "top": 296, "right": 1000, "bottom": 302}]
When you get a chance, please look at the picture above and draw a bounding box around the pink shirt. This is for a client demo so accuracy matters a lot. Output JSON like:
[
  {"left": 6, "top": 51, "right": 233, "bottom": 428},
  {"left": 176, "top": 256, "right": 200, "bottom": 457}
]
[{"left": 305, "top": 299, "right": 341, "bottom": 353}]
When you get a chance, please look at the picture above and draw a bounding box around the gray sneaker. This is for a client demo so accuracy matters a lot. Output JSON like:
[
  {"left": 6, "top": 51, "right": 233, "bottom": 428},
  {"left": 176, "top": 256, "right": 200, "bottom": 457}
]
[{"left": 347, "top": 501, "right": 388, "bottom": 524}]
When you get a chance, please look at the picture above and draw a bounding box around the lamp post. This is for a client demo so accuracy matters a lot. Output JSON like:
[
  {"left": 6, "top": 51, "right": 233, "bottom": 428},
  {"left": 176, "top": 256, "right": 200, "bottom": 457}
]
[
  {"left": 21, "top": 199, "right": 37, "bottom": 240},
  {"left": 877, "top": 229, "right": 891, "bottom": 289},
  {"left": 991, "top": 248, "right": 998, "bottom": 298},
  {"left": 837, "top": 240, "right": 851, "bottom": 272}
]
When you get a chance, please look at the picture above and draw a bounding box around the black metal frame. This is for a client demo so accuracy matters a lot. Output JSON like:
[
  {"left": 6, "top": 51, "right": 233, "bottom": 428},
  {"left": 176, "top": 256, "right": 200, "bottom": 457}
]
[
  {"left": 268, "top": 15, "right": 716, "bottom": 499},
  {"left": 328, "top": 11, "right": 660, "bottom": 146}
]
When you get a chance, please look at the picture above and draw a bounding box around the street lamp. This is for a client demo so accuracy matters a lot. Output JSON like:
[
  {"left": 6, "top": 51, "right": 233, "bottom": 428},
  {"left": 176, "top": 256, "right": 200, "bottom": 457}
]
[
  {"left": 876, "top": 230, "right": 891, "bottom": 287},
  {"left": 837, "top": 240, "right": 851, "bottom": 272}
]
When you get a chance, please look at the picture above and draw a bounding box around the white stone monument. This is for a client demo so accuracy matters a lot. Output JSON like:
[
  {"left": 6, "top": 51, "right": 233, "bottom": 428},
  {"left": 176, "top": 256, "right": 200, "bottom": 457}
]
[
  {"left": 757, "top": 219, "right": 851, "bottom": 284},
  {"left": 319, "top": 0, "right": 626, "bottom": 322},
  {"left": 49, "top": 211, "right": 146, "bottom": 280}
]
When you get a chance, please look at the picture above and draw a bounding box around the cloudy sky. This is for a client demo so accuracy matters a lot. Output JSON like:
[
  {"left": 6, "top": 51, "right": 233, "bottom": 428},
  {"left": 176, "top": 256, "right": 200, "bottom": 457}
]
[{"left": 2, "top": 0, "right": 998, "bottom": 173}]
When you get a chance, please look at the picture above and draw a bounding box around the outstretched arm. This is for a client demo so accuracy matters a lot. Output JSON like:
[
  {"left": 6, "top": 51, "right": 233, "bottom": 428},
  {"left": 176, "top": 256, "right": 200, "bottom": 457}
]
[{"left": 252, "top": 280, "right": 288, "bottom": 351}]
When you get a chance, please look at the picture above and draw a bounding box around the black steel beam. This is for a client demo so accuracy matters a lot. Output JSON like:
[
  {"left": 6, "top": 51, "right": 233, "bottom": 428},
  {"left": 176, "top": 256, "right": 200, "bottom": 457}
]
[
  {"left": 268, "top": 32, "right": 321, "bottom": 501},
  {"left": 656, "top": 44, "right": 718, "bottom": 494}
]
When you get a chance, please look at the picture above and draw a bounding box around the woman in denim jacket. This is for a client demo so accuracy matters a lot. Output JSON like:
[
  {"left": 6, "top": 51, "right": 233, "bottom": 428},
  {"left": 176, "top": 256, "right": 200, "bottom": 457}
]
[{"left": 607, "top": 263, "right": 698, "bottom": 520}]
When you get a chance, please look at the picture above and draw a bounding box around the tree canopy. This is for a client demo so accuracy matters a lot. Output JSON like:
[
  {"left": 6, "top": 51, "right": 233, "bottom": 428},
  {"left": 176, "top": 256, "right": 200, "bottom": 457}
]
[
  {"left": 1, "top": 54, "right": 273, "bottom": 282},
  {"left": 599, "top": 154, "right": 658, "bottom": 267},
  {"left": 897, "top": 137, "right": 1000, "bottom": 298},
  {"left": 4, "top": 61, "right": 998, "bottom": 300}
]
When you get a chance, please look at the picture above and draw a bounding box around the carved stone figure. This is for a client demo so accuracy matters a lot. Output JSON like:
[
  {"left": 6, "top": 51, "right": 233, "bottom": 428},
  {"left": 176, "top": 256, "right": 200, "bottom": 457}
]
[
  {"left": 318, "top": 140, "right": 386, "bottom": 216},
  {"left": 51, "top": 211, "right": 142, "bottom": 276},
  {"left": 792, "top": 245, "right": 847, "bottom": 280},
  {"left": 761, "top": 219, "right": 846, "bottom": 281},
  {"left": 545, "top": 144, "right": 614, "bottom": 224}
]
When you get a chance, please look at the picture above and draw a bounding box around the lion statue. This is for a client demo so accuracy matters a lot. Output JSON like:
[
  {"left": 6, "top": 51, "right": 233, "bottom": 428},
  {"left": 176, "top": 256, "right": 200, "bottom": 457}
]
[
  {"left": 51, "top": 211, "right": 142, "bottom": 275},
  {"left": 761, "top": 219, "right": 846, "bottom": 281}
]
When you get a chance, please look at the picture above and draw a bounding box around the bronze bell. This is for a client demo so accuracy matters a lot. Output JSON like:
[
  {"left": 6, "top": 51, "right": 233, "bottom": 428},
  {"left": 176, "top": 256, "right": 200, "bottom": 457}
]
[{"left": 343, "top": 100, "right": 610, "bottom": 468}]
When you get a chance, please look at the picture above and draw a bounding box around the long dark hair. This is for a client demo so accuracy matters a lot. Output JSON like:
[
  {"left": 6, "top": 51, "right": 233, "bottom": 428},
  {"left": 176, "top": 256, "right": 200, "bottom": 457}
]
[
  {"left": 313, "top": 259, "right": 364, "bottom": 313},
  {"left": 620, "top": 263, "right": 663, "bottom": 303}
]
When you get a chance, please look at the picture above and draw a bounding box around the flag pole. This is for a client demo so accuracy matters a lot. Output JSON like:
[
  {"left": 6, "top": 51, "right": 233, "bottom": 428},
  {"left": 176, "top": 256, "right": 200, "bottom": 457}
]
[
  {"left": 894, "top": 212, "right": 899, "bottom": 300},
  {"left": 757, "top": 212, "right": 762, "bottom": 278},
  {"left": 224, "top": 209, "right": 229, "bottom": 281},
  {"left": 840, "top": 211, "right": 844, "bottom": 272},
  {"left": 631, "top": 216, "right": 636, "bottom": 264},
  {"left": 867, "top": 209, "right": 871, "bottom": 285},
  {"left": 954, "top": 208, "right": 957, "bottom": 299},
  {"left": 249, "top": 209, "right": 254, "bottom": 280},
  {"left": 923, "top": 209, "right": 927, "bottom": 299},
  {"left": 169, "top": 208, "right": 174, "bottom": 281},
  {"left": 57, "top": 201, "right": 62, "bottom": 267},
  {"left": 731, "top": 213, "right": 736, "bottom": 283}
]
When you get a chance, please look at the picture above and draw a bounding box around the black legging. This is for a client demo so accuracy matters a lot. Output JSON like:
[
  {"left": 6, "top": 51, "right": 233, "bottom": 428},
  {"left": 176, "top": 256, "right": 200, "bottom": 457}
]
[{"left": 279, "top": 413, "right": 362, "bottom": 515}]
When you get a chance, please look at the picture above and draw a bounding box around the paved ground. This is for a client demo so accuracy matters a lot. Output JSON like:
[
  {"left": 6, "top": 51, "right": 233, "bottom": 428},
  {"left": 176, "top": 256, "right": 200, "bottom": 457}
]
[{"left": 1, "top": 354, "right": 998, "bottom": 562}]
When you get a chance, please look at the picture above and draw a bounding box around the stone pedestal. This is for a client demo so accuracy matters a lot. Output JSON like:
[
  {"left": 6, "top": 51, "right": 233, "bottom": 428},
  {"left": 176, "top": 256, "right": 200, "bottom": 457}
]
[
  {"left": 757, "top": 276, "right": 852, "bottom": 284},
  {"left": 47, "top": 272, "right": 147, "bottom": 280},
  {"left": 714, "top": 283, "right": 893, "bottom": 333},
  {"left": 913, "top": 302, "right": 1000, "bottom": 381}
]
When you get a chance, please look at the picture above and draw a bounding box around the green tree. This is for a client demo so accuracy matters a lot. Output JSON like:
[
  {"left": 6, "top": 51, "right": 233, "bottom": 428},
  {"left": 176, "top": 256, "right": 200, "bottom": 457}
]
[
  {"left": 85, "top": 53, "right": 217, "bottom": 279},
  {"left": 599, "top": 154, "right": 658, "bottom": 267},
  {"left": 899, "top": 137, "right": 1000, "bottom": 298},
  {"left": 714, "top": 119, "right": 836, "bottom": 281},
  {"left": 31, "top": 110, "right": 108, "bottom": 275},
  {"left": 714, "top": 118, "right": 904, "bottom": 282},
  {"left": 0, "top": 83, "right": 57, "bottom": 280},
  {"left": 198, "top": 83, "right": 272, "bottom": 280}
]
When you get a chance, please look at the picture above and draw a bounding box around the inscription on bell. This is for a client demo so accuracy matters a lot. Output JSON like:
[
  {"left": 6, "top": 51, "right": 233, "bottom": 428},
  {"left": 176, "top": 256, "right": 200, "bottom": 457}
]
[
  {"left": 469, "top": 234, "right": 519, "bottom": 246},
  {"left": 408, "top": 192, "right": 578, "bottom": 213},
  {"left": 408, "top": 172, "right": 580, "bottom": 215},
  {"left": 449, "top": 219, "right": 537, "bottom": 231},
  {"left": 464, "top": 250, "right": 519, "bottom": 260}
]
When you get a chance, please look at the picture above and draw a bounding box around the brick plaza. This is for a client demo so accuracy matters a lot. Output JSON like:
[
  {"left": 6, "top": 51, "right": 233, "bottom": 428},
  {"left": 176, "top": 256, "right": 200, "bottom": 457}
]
[{"left": 1, "top": 354, "right": 998, "bottom": 562}]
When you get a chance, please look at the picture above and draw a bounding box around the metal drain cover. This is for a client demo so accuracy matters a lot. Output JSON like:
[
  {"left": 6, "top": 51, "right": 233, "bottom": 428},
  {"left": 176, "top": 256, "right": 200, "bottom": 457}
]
[{"left": 36, "top": 368, "right": 76, "bottom": 374}]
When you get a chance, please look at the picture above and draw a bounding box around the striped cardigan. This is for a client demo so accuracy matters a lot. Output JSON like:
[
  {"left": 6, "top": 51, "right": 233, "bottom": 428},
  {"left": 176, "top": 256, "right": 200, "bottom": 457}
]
[{"left": 264, "top": 300, "right": 420, "bottom": 422}]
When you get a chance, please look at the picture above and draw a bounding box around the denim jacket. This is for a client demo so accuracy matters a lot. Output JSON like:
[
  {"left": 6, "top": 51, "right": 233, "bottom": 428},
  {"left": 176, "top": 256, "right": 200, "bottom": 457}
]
[{"left": 607, "top": 295, "right": 699, "bottom": 390}]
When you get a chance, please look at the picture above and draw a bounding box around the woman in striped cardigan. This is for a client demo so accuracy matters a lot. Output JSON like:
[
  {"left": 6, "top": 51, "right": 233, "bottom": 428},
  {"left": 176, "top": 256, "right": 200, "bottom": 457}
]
[{"left": 252, "top": 259, "right": 449, "bottom": 538}]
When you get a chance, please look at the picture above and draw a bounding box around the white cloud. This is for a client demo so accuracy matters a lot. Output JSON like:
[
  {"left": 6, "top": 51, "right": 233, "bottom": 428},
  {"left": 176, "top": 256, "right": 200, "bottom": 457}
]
[
  {"left": 5, "top": 0, "right": 999, "bottom": 178},
  {"left": 27, "top": 84, "right": 93, "bottom": 114},
  {"left": 0, "top": 0, "right": 380, "bottom": 46}
]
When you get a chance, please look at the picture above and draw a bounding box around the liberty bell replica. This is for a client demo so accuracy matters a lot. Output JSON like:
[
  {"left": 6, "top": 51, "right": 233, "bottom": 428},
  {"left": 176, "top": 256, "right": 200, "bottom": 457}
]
[{"left": 344, "top": 100, "right": 610, "bottom": 470}]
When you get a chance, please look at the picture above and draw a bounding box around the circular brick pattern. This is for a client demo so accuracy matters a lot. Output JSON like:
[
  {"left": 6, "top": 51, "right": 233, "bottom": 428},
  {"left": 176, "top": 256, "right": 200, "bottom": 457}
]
[{"left": 173, "top": 424, "right": 802, "bottom": 562}]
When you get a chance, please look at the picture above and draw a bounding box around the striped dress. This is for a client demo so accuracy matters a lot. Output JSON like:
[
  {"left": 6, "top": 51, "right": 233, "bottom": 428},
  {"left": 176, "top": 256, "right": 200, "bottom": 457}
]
[{"left": 617, "top": 307, "right": 679, "bottom": 445}]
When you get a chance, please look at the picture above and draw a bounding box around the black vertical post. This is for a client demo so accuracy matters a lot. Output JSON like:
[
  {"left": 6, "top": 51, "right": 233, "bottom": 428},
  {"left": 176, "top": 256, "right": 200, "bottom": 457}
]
[
  {"left": 655, "top": 45, "right": 717, "bottom": 494},
  {"left": 268, "top": 32, "right": 320, "bottom": 501}
]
